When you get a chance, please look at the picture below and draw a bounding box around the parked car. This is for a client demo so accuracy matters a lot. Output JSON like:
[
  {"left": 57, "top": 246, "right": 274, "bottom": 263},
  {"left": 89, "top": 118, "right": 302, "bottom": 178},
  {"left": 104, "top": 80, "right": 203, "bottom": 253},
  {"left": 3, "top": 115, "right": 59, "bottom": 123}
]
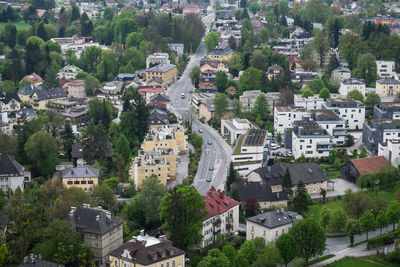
[
  {"left": 208, "top": 140, "right": 212, "bottom": 145},
  {"left": 286, "top": 150, "right": 293, "bottom": 156},
  {"left": 270, "top": 143, "right": 278, "bottom": 150},
  {"left": 276, "top": 151, "right": 284, "bottom": 157},
  {"left": 209, "top": 166, "right": 214, "bottom": 171},
  {"left": 206, "top": 177, "right": 212, "bottom": 182},
  {"left": 198, "top": 128, "right": 203, "bottom": 133}
]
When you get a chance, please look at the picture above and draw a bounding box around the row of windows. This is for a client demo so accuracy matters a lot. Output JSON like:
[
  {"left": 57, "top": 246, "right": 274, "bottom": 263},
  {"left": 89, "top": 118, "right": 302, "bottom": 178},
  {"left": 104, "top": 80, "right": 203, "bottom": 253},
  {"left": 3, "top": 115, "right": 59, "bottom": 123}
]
[{"left": 66, "top": 180, "right": 94, "bottom": 185}]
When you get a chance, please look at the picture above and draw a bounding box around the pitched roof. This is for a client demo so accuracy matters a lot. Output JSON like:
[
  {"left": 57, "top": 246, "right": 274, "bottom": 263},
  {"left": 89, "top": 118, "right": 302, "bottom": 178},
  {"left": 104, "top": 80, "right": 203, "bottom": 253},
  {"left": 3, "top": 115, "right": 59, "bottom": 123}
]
[
  {"left": 62, "top": 167, "right": 99, "bottom": 178},
  {"left": 66, "top": 207, "right": 122, "bottom": 235},
  {"left": 71, "top": 142, "right": 113, "bottom": 158},
  {"left": 350, "top": 156, "right": 392, "bottom": 175},
  {"left": 268, "top": 64, "right": 284, "bottom": 73},
  {"left": 209, "top": 44, "right": 233, "bottom": 55},
  {"left": 149, "top": 109, "right": 168, "bottom": 125},
  {"left": 377, "top": 78, "right": 400, "bottom": 84},
  {"left": 18, "top": 84, "right": 38, "bottom": 95},
  {"left": 0, "top": 154, "right": 24, "bottom": 176},
  {"left": 0, "top": 93, "right": 21, "bottom": 104},
  {"left": 138, "top": 88, "right": 164, "bottom": 94},
  {"left": 147, "top": 63, "right": 176, "bottom": 73},
  {"left": 232, "top": 181, "right": 288, "bottom": 202},
  {"left": 203, "top": 187, "right": 240, "bottom": 220},
  {"left": 110, "top": 238, "right": 185, "bottom": 265},
  {"left": 149, "top": 93, "right": 170, "bottom": 103},
  {"left": 34, "top": 87, "right": 67, "bottom": 100},
  {"left": 246, "top": 209, "right": 302, "bottom": 229},
  {"left": 23, "top": 73, "right": 42, "bottom": 83}
]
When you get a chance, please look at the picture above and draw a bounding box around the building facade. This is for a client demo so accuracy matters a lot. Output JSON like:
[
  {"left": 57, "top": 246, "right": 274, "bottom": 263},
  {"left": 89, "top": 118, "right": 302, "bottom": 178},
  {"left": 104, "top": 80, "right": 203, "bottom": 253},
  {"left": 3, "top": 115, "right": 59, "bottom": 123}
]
[
  {"left": 274, "top": 106, "right": 308, "bottom": 134},
  {"left": 0, "top": 154, "right": 31, "bottom": 192},
  {"left": 146, "top": 64, "right": 177, "bottom": 86},
  {"left": 221, "top": 118, "right": 254, "bottom": 144},
  {"left": 65, "top": 80, "right": 85, "bottom": 98},
  {"left": 378, "top": 140, "right": 400, "bottom": 167},
  {"left": 339, "top": 78, "right": 366, "bottom": 97},
  {"left": 62, "top": 167, "right": 99, "bottom": 192},
  {"left": 146, "top": 53, "right": 170, "bottom": 70},
  {"left": 375, "top": 78, "right": 400, "bottom": 97},
  {"left": 322, "top": 98, "right": 365, "bottom": 130}
]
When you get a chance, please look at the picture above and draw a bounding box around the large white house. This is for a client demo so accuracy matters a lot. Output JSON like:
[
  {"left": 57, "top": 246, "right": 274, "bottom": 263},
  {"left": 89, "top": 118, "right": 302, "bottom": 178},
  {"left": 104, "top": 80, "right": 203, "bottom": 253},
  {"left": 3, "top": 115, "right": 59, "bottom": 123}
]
[
  {"left": 0, "top": 154, "right": 31, "bottom": 192},
  {"left": 376, "top": 60, "right": 397, "bottom": 79},
  {"left": 58, "top": 64, "right": 83, "bottom": 80},
  {"left": 274, "top": 106, "right": 308, "bottom": 134},
  {"left": 294, "top": 94, "right": 325, "bottom": 110},
  {"left": 322, "top": 98, "right": 365, "bottom": 130},
  {"left": 246, "top": 209, "right": 302, "bottom": 242},
  {"left": 202, "top": 187, "right": 240, "bottom": 247},
  {"left": 311, "top": 110, "right": 348, "bottom": 145},
  {"left": 378, "top": 139, "right": 400, "bottom": 167},
  {"left": 339, "top": 78, "right": 366, "bottom": 97},
  {"left": 221, "top": 118, "right": 255, "bottom": 144}
]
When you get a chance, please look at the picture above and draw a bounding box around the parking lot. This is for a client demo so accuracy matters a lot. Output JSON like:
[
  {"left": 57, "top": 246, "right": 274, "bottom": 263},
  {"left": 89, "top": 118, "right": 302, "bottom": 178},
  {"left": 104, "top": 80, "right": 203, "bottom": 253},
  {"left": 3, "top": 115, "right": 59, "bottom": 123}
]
[{"left": 268, "top": 144, "right": 293, "bottom": 159}]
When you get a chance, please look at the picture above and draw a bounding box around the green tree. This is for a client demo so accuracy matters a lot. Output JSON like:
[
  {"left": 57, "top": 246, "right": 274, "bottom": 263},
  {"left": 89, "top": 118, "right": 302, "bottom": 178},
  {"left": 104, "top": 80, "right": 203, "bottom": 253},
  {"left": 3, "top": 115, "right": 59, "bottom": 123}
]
[
  {"left": 330, "top": 208, "right": 347, "bottom": 232},
  {"left": 229, "top": 52, "right": 244, "bottom": 77},
  {"left": 125, "top": 175, "right": 166, "bottom": 230},
  {"left": 365, "top": 93, "right": 381, "bottom": 109},
  {"left": 25, "top": 131, "right": 58, "bottom": 177},
  {"left": 160, "top": 185, "right": 206, "bottom": 250},
  {"left": 238, "top": 240, "right": 257, "bottom": 262},
  {"left": 359, "top": 146, "right": 367, "bottom": 158},
  {"left": 319, "top": 88, "right": 330, "bottom": 101},
  {"left": 250, "top": 50, "right": 268, "bottom": 71},
  {"left": 213, "top": 93, "right": 228, "bottom": 119},
  {"left": 276, "top": 233, "right": 299, "bottom": 267},
  {"left": 43, "top": 65, "right": 59, "bottom": 88},
  {"left": 320, "top": 206, "right": 330, "bottom": 229},
  {"left": 216, "top": 71, "right": 228, "bottom": 92},
  {"left": 83, "top": 121, "right": 108, "bottom": 164},
  {"left": 291, "top": 180, "right": 311, "bottom": 214},
  {"left": 81, "top": 46, "right": 102, "bottom": 73},
  {"left": 376, "top": 210, "right": 387, "bottom": 235},
  {"left": 289, "top": 218, "right": 326, "bottom": 264},
  {"left": 282, "top": 168, "right": 293, "bottom": 197},
  {"left": 61, "top": 122, "right": 74, "bottom": 160},
  {"left": 307, "top": 77, "right": 324, "bottom": 93},
  {"left": 354, "top": 53, "right": 377, "bottom": 86},
  {"left": 346, "top": 219, "right": 360, "bottom": 246},
  {"left": 115, "top": 134, "right": 130, "bottom": 162},
  {"left": 256, "top": 243, "right": 281, "bottom": 267},
  {"left": 347, "top": 90, "right": 364, "bottom": 102},
  {"left": 320, "top": 188, "right": 327, "bottom": 203},
  {"left": 251, "top": 94, "right": 270, "bottom": 127},
  {"left": 204, "top": 31, "right": 220, "bottom": 52},
  {"left": 102, "top": 177, "right": 119, "bottom": 191},
  {"left": 198, "top": 248, "right": 231, "bottom": 267},
  {"left": 189, "top": 66, "right": 201, "bottom": 88},
  {"left": 339, "top": 32, "right": 366, "bottom": 69},
  {"left": 238, "top": 67, "right": 262, "bottom": 93},
  {"left": 386, "top": 200, "right": 400, "bottom": 231},
  {"left": 92, "top": 184, "right": 116, "bottom": 211},
  {"left": 226, "top": 162, "right": 238, "bottom": 192},
  {"left": 301, "top": 88, "right": 314, "bottom": 98},
  {"left": 222, "top": 244, "right": 236, "bottom": 260},
  {"left": 312, "top": 31, "right": 330, "bottom": 67},
  {"left": 360, "top": 210, "right": 377, "bottom": 240},
  {"left": 3, "top": 22, "right": 17, "bottom": 48},
  {"left": 84, "top": 75, "right": 100, "bottom": 96},
  {"left": 344, "top": 192, "right": 374, "bottom": 218}
]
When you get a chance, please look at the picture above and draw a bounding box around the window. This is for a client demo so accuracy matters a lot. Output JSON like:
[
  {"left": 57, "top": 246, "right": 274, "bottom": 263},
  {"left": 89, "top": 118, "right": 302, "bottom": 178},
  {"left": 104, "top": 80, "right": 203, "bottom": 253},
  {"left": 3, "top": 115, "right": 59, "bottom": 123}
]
[
  {"left": 276, "top": 231, "right": 278, "bottom": 237},
  {"left": 81, "top": 180, "right": 87, "bottom": 184},
  {"left": 251, "top": 226, "right": 254, "bottom": 232},
  {"left": 172, "top": 260, "right": 176, "bottom": 267},
  {"left": 88, "top": 180, "right": 93, "bottom": 184},
  {"left": 167, "top": 263, "right": 170, "bottom": 267},
  {"left": 67, "top": 181, "right": 73, "bottom": 185},
  {"left": 263, "top": 230, "right": 266, "bottom": 236},
  {"left": 74, "top": 181, "right": 79, "bottom": 184}
]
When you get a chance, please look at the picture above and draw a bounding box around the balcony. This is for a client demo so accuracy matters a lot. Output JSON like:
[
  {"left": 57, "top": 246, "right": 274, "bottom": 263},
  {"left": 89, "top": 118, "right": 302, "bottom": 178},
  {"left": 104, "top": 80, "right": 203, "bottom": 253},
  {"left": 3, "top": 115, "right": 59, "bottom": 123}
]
[{"left": 317, "top": 142, "right": 333, "bottom": 152}]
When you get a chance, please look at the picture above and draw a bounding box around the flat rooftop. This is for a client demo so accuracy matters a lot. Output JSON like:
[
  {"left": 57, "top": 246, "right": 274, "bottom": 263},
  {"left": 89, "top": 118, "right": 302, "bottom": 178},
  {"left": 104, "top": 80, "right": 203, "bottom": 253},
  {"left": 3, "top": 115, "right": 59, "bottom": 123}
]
[{"left": 243, "top": 129, "right": 267, "bottom": 146}]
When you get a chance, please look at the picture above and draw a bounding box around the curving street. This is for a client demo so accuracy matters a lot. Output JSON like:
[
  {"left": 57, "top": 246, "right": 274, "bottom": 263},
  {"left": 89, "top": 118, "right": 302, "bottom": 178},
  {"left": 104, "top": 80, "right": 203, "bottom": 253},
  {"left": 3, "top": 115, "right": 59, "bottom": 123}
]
[{"left": 167, "top": 12, "right": 232, "bottom": 195}]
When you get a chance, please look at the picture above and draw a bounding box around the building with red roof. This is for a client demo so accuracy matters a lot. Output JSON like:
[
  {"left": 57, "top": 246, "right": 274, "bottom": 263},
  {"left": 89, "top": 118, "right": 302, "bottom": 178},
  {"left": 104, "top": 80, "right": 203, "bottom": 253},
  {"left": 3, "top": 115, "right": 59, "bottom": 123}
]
[
  {"left": 340, "top": 155, "right": 393, "bottom": 183},
  {"left": 138, "top": 87, "right": 165, "bottom": 102},
  {"left": 201, "top": 187, "right": 240, "bottom": 247}
]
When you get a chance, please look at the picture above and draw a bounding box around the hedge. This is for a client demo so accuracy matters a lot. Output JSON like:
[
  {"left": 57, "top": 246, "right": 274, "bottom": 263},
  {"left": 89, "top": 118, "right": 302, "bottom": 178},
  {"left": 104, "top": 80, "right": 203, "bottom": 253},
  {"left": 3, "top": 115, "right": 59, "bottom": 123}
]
[{"left": 367, "top": 230, "right": 400, "bottom": 249}]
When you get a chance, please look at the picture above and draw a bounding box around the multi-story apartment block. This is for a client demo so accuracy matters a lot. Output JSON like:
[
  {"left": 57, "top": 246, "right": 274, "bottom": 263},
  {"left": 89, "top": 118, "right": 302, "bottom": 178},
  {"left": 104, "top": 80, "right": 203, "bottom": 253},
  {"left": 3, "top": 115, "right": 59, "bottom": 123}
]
[
  {"left": 146, "top": 63, "right": 177, "bottom": 86},
  {"left": 293, "top": 94, "right": 325, "bottom": 110},
  {"left": 339, "top": 78, "right": 366, "bottom": 97},
  {"left": 239, "top": 90, "right": 266, "bottom": 112},
  {"left": 0, "top": 154, "right": 31, "bottom": 192},
  {"left": 274, "top": 106, "right": 308, "bottom": 134},
  {"left": 50, "top": 36, "right": 104, "bottom": 58},
  {"left": 285, "top": 120, "right": 333, "bottom": 159},
  {"left": 330, "top": 67, "right": 351, "bottom": 87},
  {"left": 362, "top": 119, "right": 400, "bottom": 153},
  {"left": 201, "top": 187, "right": 240, "bottom": 247},
  {"left": 207, "top": 43, "right": 233, "bottom": 62},
  {"left": 31, "top": 87, "right": 68, "bottom": 110},
  {"left": 146, "top": 53, "right": 170, "bottom": 70},
  {"left": 109, "top": 232, "right": 185, "bottom": 267},
  {"left": 379, "top": 139, "right": 400, "bottom": 167},
  {"left": 310, "top": 110, "right": 348, "bottom": 145},
  {"left": 376, "top": 60, "right": 397, "bottom": 79},
  {"left": 322, "top": 98, "right": 365, "bottom": 130},
  {"left": 62, "top": 167, "right": 99, "bottom": 192},
  {"left": 221, "top": 118, "right": 255, "bottom": 144},
  {"left": 246, "top": 209, "right": 302, "bottom": 242},
  {"left": 66, "top": 205, "right": 123, "bottom": 265},
  {"left": 142, "top": 125, "right": 186, "bottom": 155},
  {"left": 373, "top": 102, "right": 400, "bottom": 120},
  {"left": 231, "top": 129, "right": 270, "bottom": 176},
  {"left": 375, "top": 78, "right": 400, "bottom": 97}
]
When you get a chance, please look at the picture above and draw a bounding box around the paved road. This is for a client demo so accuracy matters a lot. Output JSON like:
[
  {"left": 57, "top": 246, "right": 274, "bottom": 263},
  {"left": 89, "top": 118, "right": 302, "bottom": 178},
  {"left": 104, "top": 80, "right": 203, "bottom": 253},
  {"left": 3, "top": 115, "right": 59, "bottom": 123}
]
[{"left": 167, "top": 12, "right": 232, "bottom": 195}]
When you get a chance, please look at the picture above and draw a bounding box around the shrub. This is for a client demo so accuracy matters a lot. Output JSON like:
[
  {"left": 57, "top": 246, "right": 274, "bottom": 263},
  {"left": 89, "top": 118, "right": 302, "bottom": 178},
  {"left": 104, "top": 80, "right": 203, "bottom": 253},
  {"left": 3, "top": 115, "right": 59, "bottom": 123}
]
[{"left": 367, "top": 230, "right": 400, "bottom": 249}]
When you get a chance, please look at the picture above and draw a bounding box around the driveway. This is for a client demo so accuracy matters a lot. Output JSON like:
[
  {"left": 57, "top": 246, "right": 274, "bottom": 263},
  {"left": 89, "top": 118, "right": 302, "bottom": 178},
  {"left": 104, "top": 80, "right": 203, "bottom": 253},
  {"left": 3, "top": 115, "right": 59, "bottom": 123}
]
[{"left": 310, "top": 178, "right": 359, "bottom": 199}]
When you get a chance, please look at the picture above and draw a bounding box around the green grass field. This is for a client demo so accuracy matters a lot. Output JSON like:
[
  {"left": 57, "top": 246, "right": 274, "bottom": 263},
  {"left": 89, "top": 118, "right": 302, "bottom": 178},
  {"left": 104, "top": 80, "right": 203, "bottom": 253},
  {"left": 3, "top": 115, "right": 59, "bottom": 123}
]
[
  {"left": 305, "top": 199, "right": 345, "bottom": 222},
  {"left": 325, "top": 256, "right": 398, "bottom": 267},
  {"left": 0, "top": 22, "right": 31, "bottom": 30}
]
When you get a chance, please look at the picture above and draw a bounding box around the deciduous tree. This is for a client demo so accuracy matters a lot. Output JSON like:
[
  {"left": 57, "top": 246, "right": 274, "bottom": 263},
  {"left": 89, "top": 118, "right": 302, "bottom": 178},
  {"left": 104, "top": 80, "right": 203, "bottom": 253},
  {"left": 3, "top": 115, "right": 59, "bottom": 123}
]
[
  {"left": 276, "top": 233, "right": 299, "bottom": 267},
  {"left": 189, "top": 66, "right": 201, "bottom": 88},
  {"left": 360, "top": 210, "right": 377, "bottom": 240},
  {"left": 386, "top": 200, "right": 400, "bottom": 231}
]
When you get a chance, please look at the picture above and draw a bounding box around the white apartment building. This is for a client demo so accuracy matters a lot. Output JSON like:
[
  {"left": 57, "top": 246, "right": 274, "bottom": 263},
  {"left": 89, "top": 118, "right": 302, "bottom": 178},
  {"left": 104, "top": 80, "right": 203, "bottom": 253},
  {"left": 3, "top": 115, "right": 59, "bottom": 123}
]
[
  {"left": 376, "top": 60, "right": 397, "bottom": 79},
  {"left": 0, "top": 154, "right": 31, "bottom": 192},
  {"left": 287, "top": 120, "right": 334, "bottom": 159},
  {"left": 339, "top": 78, "right": 366, "bottom": 97},
  {"left": 274, "top": 106, "right": 308, "bottom": 134},
  {"left": 231, "top": 129, "right": 270, "bottom": 176},
  {"left": 239, "top": 90, "right": 266, "bottom": 112},
  {"left": 294, "top": 94, "right": 325, "bottom": 110},
  {"left": 51, "top": 36, "right": 105, "bottom": 58},
  {"left": 311, "top": 110, "right": 348, "bottom": 145},
  {"left": 202, "top": 187, "right": 240, "bottom": 247},
  {"left": 221, "top": 118, "right": 255, "bottom": 144},
  {"left": 146, "top": 53, "right": 170, "bottom": 70},
  {"left": 57, "top": 64, "right": 83, "bottom": 79},
  {"left": 378, "top": 139, "right": 400, "bottom": 167},
  {"left": 246, "top": 209, "right": 302, "bottom": 242},
  {"left": 322, "top": 98, "right": 365, "bottom": 130}
]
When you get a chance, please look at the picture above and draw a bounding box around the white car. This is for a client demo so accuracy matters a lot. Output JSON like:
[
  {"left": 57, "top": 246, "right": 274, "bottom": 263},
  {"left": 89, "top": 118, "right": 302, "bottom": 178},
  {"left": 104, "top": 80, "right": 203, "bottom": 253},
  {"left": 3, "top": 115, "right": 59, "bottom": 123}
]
[{"left": 270, "top": 143, "right": 278, "bottom": 150}]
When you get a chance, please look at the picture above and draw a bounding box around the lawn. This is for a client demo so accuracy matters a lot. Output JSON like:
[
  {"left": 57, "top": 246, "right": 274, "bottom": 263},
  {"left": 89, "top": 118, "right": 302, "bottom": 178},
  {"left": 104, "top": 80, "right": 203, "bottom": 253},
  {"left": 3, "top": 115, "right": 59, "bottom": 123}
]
[
  {"left": 0, "top": 22, "right": 31, "bottom": 30},
  {"left": 305, "top": 199, "right": 345, "bottom": 222},
  {"left": 325, "top": 256, "right": 398, "bottom": 267}
]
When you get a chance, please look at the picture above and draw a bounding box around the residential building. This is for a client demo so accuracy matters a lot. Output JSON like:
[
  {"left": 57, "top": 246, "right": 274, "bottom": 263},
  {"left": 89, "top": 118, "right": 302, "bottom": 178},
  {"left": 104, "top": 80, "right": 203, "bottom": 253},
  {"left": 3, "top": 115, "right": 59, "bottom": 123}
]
[
  {"left": 183, "top": 4, "right": 200, "bottom": 15},
  {"left": 267, "top": 64, "right": 284, "bottom": 80},
  {"left": 239, "top": 90, "right": 266, "bottom": 112},
  {"left": 322, "top": 98, "right": 365, "bottom": 130},
  {"left": 148, "top": 93, "right": 170, "bottom": 109},
  {"left": 146, "top": 63, "right": 177, "bottom": 85},
  {"left": 376, "top": 60, "right": 397, "bottom": 78},
  {"left": 138, "top": 87, "right": 165, "bottom": 102},
  {"left": 50, "top": 36, "right": 103, "bottom": 58},
  {"left": 191, "top": 93, "right": 214, "bottom": 112},
  {"left": 285, "top": 120, "right": 334, "bottom": 159},
  {"left": 168, "top": 43, "right": 184, "bottom": 56},
  {"left": 373, "top": 102, "right": 400, "bottom": 120},
  {"left": 379, "top": 140, "right": 400, "bottom": 167},
  {"left": 310, "top": 110, "right": 348, "bottom": 145},
  {"left": 293, "top": 94, "right": 325, "bottom": 110},
  {"left": 340, "top": 156, "right": 392, "bottom": 183},
  {"left": 22, "top": 73, "right": 43, "bottom": 87},
  {"left": 0, "top": 154, "right": 31, "bottom": 192},
  {"left": 149, "top": 107, "right": 169, "bottom": 128},
  {"left": 31, "top": 87, "right": 67, "bottom": 110},
  {"left": 66, "top": 205, "right": 123, "bottom": 264},
  {"left": 116, "top": 73, "right": 135, "bottom": 83},
  {"left": 141, "top": 125, "right": 186, "bottom": 155},
  {"left": 246, "top": 209, "right": 303, "bottom": 242},
  {"left": 201, "top": 187, "right": 240, "bottom": 247},
  {"left": 290, "top": 69, "right": 318, "bottom": 84},
  {"left": 339, "top": 78, "right": 366, "bottom": 97},
  {"left": 146, "top": 53, "right": 170, "bottom": 70},
  {"left": 71, "top": 142, "right": 113, "bottom": 166},
  {"left": 18, "top": 84, "right": 38, "bottom": 103},
  {"left": 62, "top": 167, "right": 99, "bottom": 192},
  {"left": 207, "top": 44, "right": 233, "bottom": 62},
  {"left": 330, "top": 67, "right": 351, "bottom": 86},
  {"left": 19, "top": 256, "right": 64, "bottom": 267},
  {"left": 231, "top": 129, "right": 270, "bottom": 176},
  {"left": 221, "top": 118, "right": 255, "bottom": 144},
  {"left": 200, "top": 58, "right": 229, "bottom": 73},
  {"left": 375, "top": 78, "right": 400, "bottom": 97},
  {"left": 99, "top": 81, "right": 123, "bottom": 95},
  {"left": 0, "top": 93, "right": 20, "bottom": 112},
  {"left": 362, "top": 119, "right": 400, "bottom": 153},
  {"left": 109, "top": 232, "right": 185, "bottom": 267},
  {"left": 225, "top": 85, "right": 237, "bottom": 95},
  {"left": 65, "top": 80, "right": 85, "bottom": 98},
  {"left": 198, "top": 98, "right": 215, "bottom": 122},
  {"left": 57, "top": 64, "right": 83, "bottom": 80},
  {"left": 199, "top": 84, "right": 217, "bottom": 93},
  {"left": 274, "top": 106, "right": 308, "bottom": 134}
]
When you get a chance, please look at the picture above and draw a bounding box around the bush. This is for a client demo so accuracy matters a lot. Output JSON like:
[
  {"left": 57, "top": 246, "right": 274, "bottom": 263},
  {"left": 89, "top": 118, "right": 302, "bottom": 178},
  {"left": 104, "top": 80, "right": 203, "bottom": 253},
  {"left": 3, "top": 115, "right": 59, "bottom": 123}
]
[{"left": 367, "top": 230, "right": 400, "bottom": 249}]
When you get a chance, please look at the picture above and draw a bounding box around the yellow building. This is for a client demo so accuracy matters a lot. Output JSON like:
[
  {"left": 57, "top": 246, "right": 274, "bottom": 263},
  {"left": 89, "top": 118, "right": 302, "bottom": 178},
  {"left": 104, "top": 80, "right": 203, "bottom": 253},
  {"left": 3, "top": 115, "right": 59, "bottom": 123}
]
[
  {"left": 0, "top": 93, "right": 21, "bottom": 112},
  {"left": 22, "top": 73, "right": 43, "bottom": 87},
  {"left": 62, "top": 167, "right": 99, "bottom": 192},
  {"left": 18, "top": 84, "right": 38, "bottom": 103},
  {"left": 109, "top": 232, "right": 185, "bottom": 267},
  {"left": 142, "top": 126, "right": 186, "bottom": 155},
  {"left": 31, "top": 87, "right": 67, "bottom": 110},
  {"left": 375, "top": 78, "right": 400, "bottom": 96},
  {"left": 146, "top": 63, "right": 177, "bottom": 85},
  {"left": 207, "top": 44, "right": 233, "bottom": 62}
]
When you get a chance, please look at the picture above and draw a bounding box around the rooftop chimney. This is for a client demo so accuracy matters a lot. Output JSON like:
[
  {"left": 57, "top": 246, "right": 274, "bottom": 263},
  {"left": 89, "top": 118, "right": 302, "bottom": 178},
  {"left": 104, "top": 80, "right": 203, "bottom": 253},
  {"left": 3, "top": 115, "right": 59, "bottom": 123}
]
[
  {"left": 159, "top": 235, "right": 166, "bottom": 241},
  {"left": 140, "top": 229, "right": 145, "bottom": 236},
  {"left": 105, "top": 211, "right": 111, "bottom": 219},
  {"left": 96, "top": 215, "right": 100, "bottom": 221},
  {"left": 132, "top": 236, "right": 137, "bottom": 242}
]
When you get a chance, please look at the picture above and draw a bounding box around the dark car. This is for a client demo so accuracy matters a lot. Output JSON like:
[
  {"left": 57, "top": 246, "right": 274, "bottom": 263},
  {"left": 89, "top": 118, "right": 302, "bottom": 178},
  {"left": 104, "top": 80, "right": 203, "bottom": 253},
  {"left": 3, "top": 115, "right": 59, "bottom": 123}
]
[{"left": 206, "top": 177, "right": 212, "bottom": 182}]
